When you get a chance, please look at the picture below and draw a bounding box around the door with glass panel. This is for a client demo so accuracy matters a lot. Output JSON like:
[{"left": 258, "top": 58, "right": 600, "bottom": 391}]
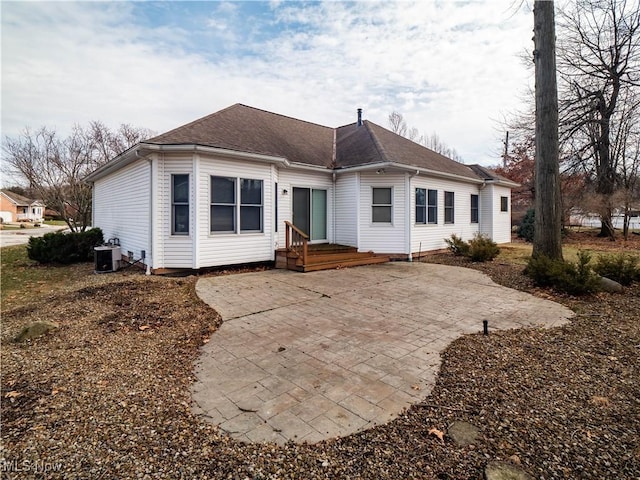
[{"left": 292, "top": 187, "right": 327, "bottom": 241}]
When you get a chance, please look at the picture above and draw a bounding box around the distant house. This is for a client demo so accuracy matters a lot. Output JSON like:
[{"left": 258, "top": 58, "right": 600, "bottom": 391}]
[
  {"left": 0, "top": 190, "right": 45, "bottom": 223},
  {"left": 85, "top": 104, "right": 517, "bottom": 273}
]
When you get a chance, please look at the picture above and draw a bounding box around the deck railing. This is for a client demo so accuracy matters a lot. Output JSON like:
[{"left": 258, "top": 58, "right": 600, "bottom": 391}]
[{"left": 284, "top": 221, "right": 309, "bottom": 266}]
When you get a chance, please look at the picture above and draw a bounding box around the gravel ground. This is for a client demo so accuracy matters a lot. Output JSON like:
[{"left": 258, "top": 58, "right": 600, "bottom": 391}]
[{"left": 1, "top": 253, "right": 639, "bottom": 479}]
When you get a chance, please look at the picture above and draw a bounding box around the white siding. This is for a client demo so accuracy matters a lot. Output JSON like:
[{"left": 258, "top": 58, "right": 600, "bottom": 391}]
[
  {"left": 197, "top": 155, "right": 275, "bottom": 267},
  {"left": 359, "top": 172, "right": 406, "bottom": 253},
  {"left": 93, "top": 160, "right": 151, "bottom": 265},
  {"left": 410, "top": 176, "right": 481, "bottom": 254},
  {"left": 275, "top": 169, "right": 334, "bottom": 247},
  {"left": 479, "top": 184, "right": 494, "bottom": 238},
  {"left": 492, "top": 185, "right": 513, "bottom": 244},
  {"left": 334, "top": 172, "right": 358, "bottom": 247},
  {"left": 158, "top": 155, "right": 193, "bottom": 268}
]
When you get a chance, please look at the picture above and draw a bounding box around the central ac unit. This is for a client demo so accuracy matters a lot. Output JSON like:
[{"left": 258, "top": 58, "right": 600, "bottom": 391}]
[{"left": 94, "top": 245, "right": 121, "bottom": 273}]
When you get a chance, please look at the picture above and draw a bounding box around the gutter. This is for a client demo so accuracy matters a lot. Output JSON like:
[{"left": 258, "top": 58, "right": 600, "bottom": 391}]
[
  {"left": 85, "top": 143, "right": 290, "bottom": 183},
  {"left": 335, "top": 162, "right": 485, "bottom": 185}
]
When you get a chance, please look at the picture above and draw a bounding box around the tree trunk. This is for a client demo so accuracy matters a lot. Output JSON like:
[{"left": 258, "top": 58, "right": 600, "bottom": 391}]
[{"left": 532, "top": 1, "right": 563, "bottom": 260}]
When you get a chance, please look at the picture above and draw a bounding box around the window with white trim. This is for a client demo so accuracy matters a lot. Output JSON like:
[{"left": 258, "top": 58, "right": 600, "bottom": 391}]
[
  {"left": 372, "top": 187, "right": 392, "bottom": 223},
  {"left": 470, "top": 194, "right": 479, "bottom": 223},
  {"left": 500, "top": 196, "right": 509, "bottom": 212},
  {"left": 210, "top": 176, "right": 263, "bottom": 233},
  {"left": 427, "top": 189, "right": 437, "bottom": 224},
  {"left": 416, "top": 188, "right": 426, "bottom": 224},
  {"left": 171, "top": 174, "right": 189, "bottom": 235},
  {"left": 444, "top": 191, "right": 455, "bottom": 224}
]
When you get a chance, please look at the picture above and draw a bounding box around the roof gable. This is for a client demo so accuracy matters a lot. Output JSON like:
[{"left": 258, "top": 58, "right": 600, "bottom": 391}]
[
  {"left": 1, "top": 190, "right": 36, "bottom": 206},
  {"left": 336, "top": 121, "right": 481, "bottom": 181}
]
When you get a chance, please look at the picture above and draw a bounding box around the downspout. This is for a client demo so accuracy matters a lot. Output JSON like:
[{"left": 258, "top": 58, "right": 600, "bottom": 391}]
[
  {"left": 332, "top": 172, "right": 336, "bottom": 244},
  {"left": 135, "top": 149, "right": 153, "bottom": 275},
  {"left": 405, "top": 170, "right": 419, "bottom": 261}
]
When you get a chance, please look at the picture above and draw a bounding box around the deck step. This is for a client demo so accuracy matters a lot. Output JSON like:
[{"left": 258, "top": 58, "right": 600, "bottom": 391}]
[{"left": 294, "top": 254, "right": 390, "bottom": 272}]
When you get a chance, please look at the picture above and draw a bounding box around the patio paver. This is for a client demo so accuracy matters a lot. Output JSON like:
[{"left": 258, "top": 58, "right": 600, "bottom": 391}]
[{"left": 192, "top": 262, "right": 573, "bottom": 444}]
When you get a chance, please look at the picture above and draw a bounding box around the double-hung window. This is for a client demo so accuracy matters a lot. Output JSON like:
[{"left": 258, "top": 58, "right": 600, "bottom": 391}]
[
  {"left": 427, "top": 189, "right": 437, "bottom": 224},
  {"left": 372, "top": 187, "right": 392, "bottom": 223},
  {"left": 416, "top": 188, "right": 426, "bottom": 224},
  {"left": 240, "top": 179, "right": 263, "bottom": 232},
  {"left": 171, "top": 174, "right": 189, "bottom": 235},
  {"left": 470, "top": 194, "right": 479, "bottom": 223},
  {"left": 417, "top": 188, "right": 438, "bottom": 224},
  {"left": 444, "top": 191, "right": 455, "bottom": 224},
  {"left": 211, "top": 176, "right": 263, "bottom": 233}
]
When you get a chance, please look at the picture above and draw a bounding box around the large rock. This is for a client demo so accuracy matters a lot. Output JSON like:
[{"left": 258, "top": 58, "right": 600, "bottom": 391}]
[
  {"left": 14, "top": 321, "right": 59, "bottom": 342},
  {"left": 448, "top": 420, "right": 481, "bottom": 447},
  {"left": 599, "top": 276, "right": 623, "bottom": 293},
  {"left": 485, "top": 461, "right": 533, "bottom": 480}
]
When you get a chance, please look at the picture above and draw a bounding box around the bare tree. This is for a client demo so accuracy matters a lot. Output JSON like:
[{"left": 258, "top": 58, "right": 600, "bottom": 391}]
[
  {"left": 557, "top": 0, "right": 640, "bottom": 238},
  {"left": 3, "top": 122, "right": 152, "bottom": 232},
  {"left": 532, "top": 0, "right": 564, "bottom": 260},
  {"left": 388, "top": 111, "right": 464, "bottom": 162}
]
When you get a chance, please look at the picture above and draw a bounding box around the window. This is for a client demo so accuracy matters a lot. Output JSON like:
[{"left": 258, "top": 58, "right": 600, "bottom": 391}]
[
  {"left": 240, "top": 178, "right": 263, "bottom": 232},
  {"left": 501, "top": 196, "right": 509, "bottom": 212},
  {"left": 372, "top": 187, "right": 392, "bottom": 223},
  {"left": 427, "top": 189, "right": 438, "bottom": 224},
  {"left": 211, "top": 176, "right": 263, "bottom": 233},
  {"left": 211, "top": 176, "right": 236, "bottom": 233},
  {"left": 171, "top": 174, "right": 189, "bottom": 235},
  {"left": 444, "top": 191, "right": 455, "bottom": 224},
  {"left": 416, "top": 188, "right": 426, "bottom": 224},
  {"left": 471, "top": 194, "right": 479, "bottom": 223}
]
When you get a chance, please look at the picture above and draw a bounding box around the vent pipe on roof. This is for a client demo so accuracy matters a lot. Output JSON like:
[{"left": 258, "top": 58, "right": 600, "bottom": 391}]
[{"left": 357, "top": 108, "right": 363, "bottom": 127}]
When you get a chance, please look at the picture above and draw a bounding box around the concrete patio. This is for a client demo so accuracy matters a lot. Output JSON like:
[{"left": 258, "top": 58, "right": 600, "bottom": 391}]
[{"left": 192, "top": 262, "right": 573, "bottom": 444}]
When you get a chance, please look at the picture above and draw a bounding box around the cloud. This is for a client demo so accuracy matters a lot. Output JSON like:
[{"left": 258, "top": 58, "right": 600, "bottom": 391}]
[{"left": 2, "top": 0, "right": 534, "bottom": 166}]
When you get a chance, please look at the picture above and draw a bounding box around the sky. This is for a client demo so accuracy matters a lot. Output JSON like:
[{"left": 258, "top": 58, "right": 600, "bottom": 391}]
[{"left": 2, "top": 0, "right": 538, "bottom": 169}]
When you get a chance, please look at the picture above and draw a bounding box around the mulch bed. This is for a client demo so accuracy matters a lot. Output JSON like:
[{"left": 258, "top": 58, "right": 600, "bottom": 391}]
[{"left": 1, "top": 254, "right": 639, "bottom": 479}]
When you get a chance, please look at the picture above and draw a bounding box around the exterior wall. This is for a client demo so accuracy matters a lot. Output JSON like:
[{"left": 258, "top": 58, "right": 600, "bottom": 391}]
[
  {"left": 0, "top": 194, "right": 18, "bottom": 222},
  {"left": 410, "top": 176, "right": 481, "bottom": 254},
  {"left": 275, "top": 168, "right": 334, "bottom": 248},
  {"left": 196, "top": 154, "right": 275, "bottom": 267},
  {"left": 490, "top": 185, "right": 512, "bottom": 243},
  {"left": 358, "top": 172, "right": 406, "bottom": 254},
  {"left": 156, "top": 154, "right": 194, "bottom": 268},
  {"left": 479, "top": 185, "right": 494, "bottom": 238},
  {"left": 93, "top": 160, "right": 151, "bottom": 265},
  {"left": 334, "top": 172, "right": 358, "bottom": 247}
]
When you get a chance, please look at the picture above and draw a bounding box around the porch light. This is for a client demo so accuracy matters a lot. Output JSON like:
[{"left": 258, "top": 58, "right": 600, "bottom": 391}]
[
  {"left": 376, "top": 168, "right": 385, "bottom": 175},
  {"left": 282, "top": 189, "right": 289, "bottom": 195}
]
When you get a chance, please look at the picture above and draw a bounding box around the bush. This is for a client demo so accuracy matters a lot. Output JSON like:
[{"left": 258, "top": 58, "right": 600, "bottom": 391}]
[
  {"left": 444, "top": 234, "right": 470, "bottom": 256},
  {"left": 525, "top": 251, "right": 600, "bottom": 295},
  {"left": 444, "top": 233, "right": 500, "bottom": 262},
  {"left": 594, "top": 253, "right": 640, "bottom": 286},
  {"left": 518, "top": 208, "right": 535, "bottom": 242},
  {"left": 27, "top": 228, "right": 104, "bottom": 264},
  {"left": 468, "top": 233, "right": 500, "bottom": 262}
]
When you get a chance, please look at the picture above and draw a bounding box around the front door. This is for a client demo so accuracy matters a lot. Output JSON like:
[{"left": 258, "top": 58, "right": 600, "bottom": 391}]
[{"left": 292, "top": 187, "right": 327, "bottom": 241}]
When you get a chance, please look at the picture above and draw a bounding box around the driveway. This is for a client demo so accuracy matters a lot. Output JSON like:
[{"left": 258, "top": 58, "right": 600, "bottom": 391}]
[
  {"left": 193, "top": 263, "right": 573, "bottom": 444},
  {"left": 0, "top": 225, "right": 68, "bottom": 247}
]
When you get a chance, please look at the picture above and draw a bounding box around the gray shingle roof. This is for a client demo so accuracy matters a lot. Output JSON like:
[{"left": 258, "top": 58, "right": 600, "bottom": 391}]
[
  {"left": 141, "top": 104, "right": 507, "bottom": 183},
  {"left": 146, "top": 104, "right": 335, "bottom": 167}
]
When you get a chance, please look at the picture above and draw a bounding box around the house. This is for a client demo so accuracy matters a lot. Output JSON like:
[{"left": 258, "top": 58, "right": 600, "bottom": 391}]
[
  {"left": 85, "top": 104, "right": 517, "bottom": 273},
  {"left": 0, "top": 190, "right": 45, "bottom": 223}
]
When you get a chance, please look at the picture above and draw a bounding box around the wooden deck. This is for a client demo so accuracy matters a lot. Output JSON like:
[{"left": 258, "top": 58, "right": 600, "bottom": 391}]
[{"left": 276, "top": 244, "right": 390, "bottom": 272}]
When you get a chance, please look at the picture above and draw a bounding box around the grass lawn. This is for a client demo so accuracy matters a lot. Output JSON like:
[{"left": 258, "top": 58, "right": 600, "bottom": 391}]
[
  {"left": 44, "top": 220, "right": 68, "bottom": 226},
  {"left": 0, "top": 245, "right": 93, "bottom": 310}
]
